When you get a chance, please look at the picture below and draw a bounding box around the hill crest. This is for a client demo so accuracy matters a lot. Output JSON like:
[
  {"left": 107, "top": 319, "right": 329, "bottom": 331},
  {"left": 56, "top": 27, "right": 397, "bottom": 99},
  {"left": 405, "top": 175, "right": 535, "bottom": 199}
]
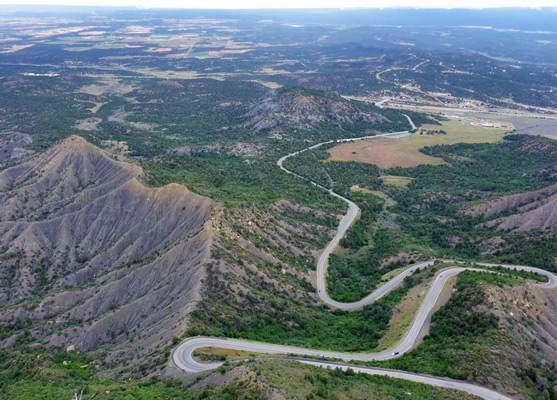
[
  {"left": 0, "top": 135, "right": 216, "bottom": 360},
  {"left": 245, "top": 86, "right": 388, "bottom": 137}
]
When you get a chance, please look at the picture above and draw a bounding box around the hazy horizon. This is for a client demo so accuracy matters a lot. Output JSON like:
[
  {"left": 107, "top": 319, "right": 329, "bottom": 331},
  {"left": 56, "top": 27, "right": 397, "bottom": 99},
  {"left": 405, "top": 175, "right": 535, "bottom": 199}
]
[{"left": 1, "top": 1, "right": 557, "bottom": 9}]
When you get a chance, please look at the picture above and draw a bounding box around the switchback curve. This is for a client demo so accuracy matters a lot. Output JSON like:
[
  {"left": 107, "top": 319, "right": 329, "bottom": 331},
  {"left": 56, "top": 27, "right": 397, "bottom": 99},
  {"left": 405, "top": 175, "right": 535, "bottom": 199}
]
[{"left": 173, "top": 116, "right": 557, "bottom": 400}]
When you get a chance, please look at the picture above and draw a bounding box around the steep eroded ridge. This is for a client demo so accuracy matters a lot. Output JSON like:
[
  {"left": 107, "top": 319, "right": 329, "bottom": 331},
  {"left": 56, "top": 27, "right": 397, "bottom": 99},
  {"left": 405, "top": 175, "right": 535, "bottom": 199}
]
[
  {"left": 0, "top": 135, "right": 141, "bottom": 221},
  {"left": 0, "top": 135, "right": 217, "bottom": 360},
  {"left": 466, "top": 183, "right": 557, "bottom": 233}
]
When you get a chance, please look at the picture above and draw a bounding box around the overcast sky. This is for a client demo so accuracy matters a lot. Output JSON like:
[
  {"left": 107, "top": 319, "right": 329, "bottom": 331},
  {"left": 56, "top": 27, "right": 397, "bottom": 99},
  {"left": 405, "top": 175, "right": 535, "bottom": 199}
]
[{"left": 0, "top": 0, "right": 555, "bottom": 9}]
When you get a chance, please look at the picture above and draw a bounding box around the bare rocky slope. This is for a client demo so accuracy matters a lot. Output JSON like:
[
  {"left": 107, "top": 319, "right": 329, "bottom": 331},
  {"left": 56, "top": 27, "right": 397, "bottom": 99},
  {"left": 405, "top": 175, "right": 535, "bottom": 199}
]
[
  {"left": 0, "top": 135, "right": 217, "bottom": 361},
  {"left": 0, "top": 132, "right": 33, "bottom": 162},
  {"left": 466, "top": 183, "right": 557, "bottom": 232},
  {"left": 472, "top": 282, "right": 557, "bottom": 398},
  {"left": 245, "top": 86, "right": 388, "bottom": 138},
  {"left": 0, "top": 134, "right": 337, "bottom": 371}
]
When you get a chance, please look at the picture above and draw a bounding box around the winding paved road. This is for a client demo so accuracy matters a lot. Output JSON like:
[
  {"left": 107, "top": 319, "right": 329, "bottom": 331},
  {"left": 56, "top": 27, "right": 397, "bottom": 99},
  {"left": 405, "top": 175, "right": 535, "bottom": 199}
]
[{"left": 173, "top": 117, "right": 557, "bottom": 400}]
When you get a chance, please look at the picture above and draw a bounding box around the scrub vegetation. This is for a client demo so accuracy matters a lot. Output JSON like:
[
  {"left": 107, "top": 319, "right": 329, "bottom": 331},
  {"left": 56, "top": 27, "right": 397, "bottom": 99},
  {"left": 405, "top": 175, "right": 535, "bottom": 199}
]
[
  {"left": 1, "top": 7, "right": 555, "bottom": 400},
  {"left": 369, "top": 271, "right": 557, "bottom": 400}
]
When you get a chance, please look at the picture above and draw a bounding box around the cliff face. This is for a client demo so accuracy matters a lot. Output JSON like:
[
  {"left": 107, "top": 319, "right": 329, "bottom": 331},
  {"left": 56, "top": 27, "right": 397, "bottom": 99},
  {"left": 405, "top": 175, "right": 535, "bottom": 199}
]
[{"left": 0, "top": 136, "right": 216, "bottom": 359}]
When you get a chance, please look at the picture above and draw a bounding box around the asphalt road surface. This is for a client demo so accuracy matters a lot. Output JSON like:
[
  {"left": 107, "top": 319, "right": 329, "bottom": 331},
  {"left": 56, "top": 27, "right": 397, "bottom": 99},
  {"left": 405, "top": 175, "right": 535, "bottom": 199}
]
[
  {"left": 173, "top": 266, "right": 555, "bottom": 370},
  {"left": 173, "top": 119, "right": 557, "bottom": 400}
]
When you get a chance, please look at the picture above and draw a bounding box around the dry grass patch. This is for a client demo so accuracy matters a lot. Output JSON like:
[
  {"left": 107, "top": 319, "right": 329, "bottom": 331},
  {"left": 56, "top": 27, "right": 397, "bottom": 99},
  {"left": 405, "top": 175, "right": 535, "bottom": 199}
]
[
  {"left": 132, "top": 67, "right": 201, "bottom": 79},
  {"left": 248, "top": 79, "right": 282, "bottom": 89},
  {"left": 327, "top": 137, "right": 445, "bottom": 168},
  {"left": 380, "top": 266, "right": 408, "bottom": 282},
  {"left": 193, "top": 346, "right": 273, "bottom": 361},
  {"left": 79, "top": 77, "right": 136, "bottom": 96},
  {"left": 351, "top": 186, "right": 376, "bottom": 194},
  {"left": 75, "top": 117, "right": 102, "bottom": 131},
  {"left": 88, "top": 102, "right": 106, "bottom": 114},
  {"left": 326, "top": 117, "right": 508, "bottom": 168},
  {"left": 375, "top": 279, "right": 432, "bottom": 352},
  {"left": 101, "top": 140, "right": 129, "bottom": 155},
  {"left": 351, "top": 187, "right": 396, "bottom": 206},
  {"left": 379, "top": 176, "right": 414, "bottom": 186},
  {"left": 0, "top": 44, "right": 34, "bottom": 53}
]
